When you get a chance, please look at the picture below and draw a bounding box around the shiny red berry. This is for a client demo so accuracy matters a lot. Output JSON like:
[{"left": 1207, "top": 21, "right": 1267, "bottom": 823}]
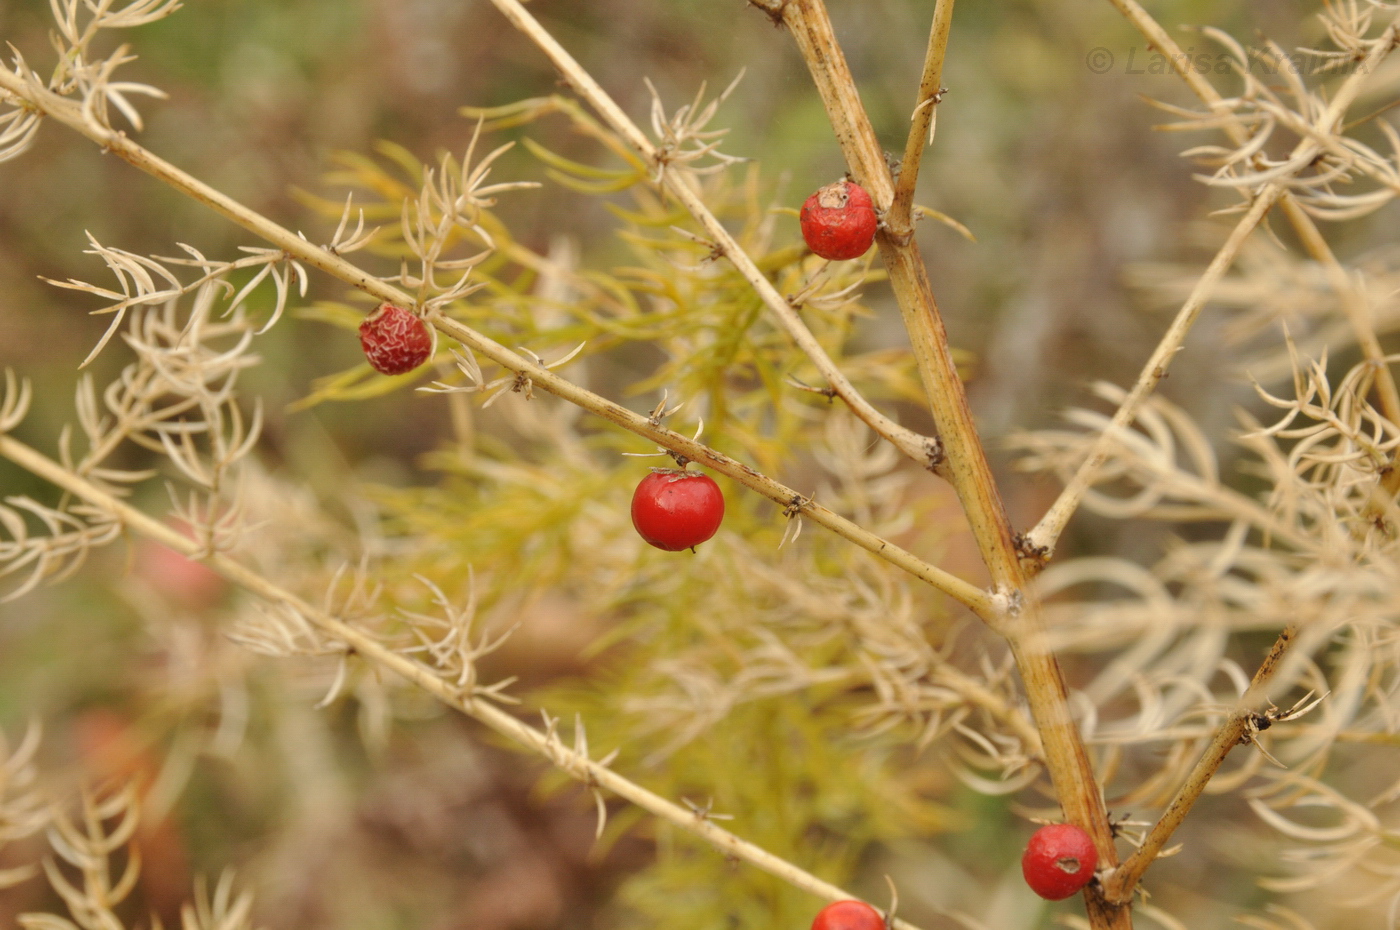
[
  {"left": 800, "top": 180, "right": 878, "bottom": 260},
  {"left": 630, "top": 469, "right": 724, "bottom": 551},
  {"left": 811, "top": 900, "right": 884, "bottom": 930},
  {"left": 359, "top": 303, "right": 433, "bottom": 375},
  {"left": 1021, "top": 823, "right": 1098, "bottom": 900}
]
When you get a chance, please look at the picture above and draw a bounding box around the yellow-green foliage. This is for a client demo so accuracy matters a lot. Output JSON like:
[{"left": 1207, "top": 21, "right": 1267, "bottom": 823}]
[{"left": 294, "top": 104, "right": 967, "bottom": 917}]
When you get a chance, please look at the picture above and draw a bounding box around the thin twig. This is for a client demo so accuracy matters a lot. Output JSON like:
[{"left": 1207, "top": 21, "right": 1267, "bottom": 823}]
[
  {"left": 1113, "top": 0, "right": 1400, "bottom": 413},
  {"left": 1085, "top": 0, "right": 1400, "bottom": 908},
  {"left": 3, "top": 35, "right": 942, "bottom": 477},
  {"left": 888, "top": 0, "right": 956, "bottom": 235},
  {"left": 1103, "top": 0, "right": 1400, "bottom": 516},
  {"left": 778, "top": 0, "right": 1022, "bottom": 594},
  {"left": 1026, "top": 17, "right": 1400, "bottom": 557},
  {"left": 1027, "top": 190, "right": 1277, "bottom": 555},
  {"left": 1100, "top": 624, "right": 1300, "bottom": 903},
  {"left": 430, "top": 314, "right": 994, "bottom": 615},
  {"left": 0, "top": 433, "right": 930, "bottom": 930}
]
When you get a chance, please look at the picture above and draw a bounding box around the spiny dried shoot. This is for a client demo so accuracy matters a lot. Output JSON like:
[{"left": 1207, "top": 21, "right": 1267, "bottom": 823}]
[
  {"left": 44, "top": 236, "right": 304, "bottom": 366},
  {"left": 0, "top": 723, "right": 47, "bottom": 891},
  {"left": 0, "top": 0, "right": 181, "bottom": 164},
  {"left": 21, "top": 785, "right": 142, "bottom": 930},
  {"left": 644, "top": 70, "right": 750, "bottom": 185},
  {"left": 395, "top": 121, "right": 539, "bottom": 313}
]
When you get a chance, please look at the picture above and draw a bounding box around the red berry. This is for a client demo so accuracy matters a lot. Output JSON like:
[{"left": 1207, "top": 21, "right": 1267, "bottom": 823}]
[
  {"left": 359, "top": 303, "right": 433, "bottom": 375},
  {"left": 630, "top": 469, "right": 725, "bottom": 551},
  {"left": 811, "top": 900, "right": 884, "bottom": 930},
  {"left": 800, "top": 180, "right": 878, "bottom": 260},
  {"left": 1021, "top": 823, "right": 1099, "bottom": 900}
]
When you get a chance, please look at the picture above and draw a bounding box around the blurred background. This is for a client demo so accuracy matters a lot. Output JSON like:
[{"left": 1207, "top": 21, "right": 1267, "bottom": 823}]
[{"left": 1, "top": 1, "right": 1395, "bottom": 929}]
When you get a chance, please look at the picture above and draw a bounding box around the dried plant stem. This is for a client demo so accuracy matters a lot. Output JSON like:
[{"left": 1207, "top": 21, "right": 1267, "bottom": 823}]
[
  {"left": 1027, "top": 190, "right": 1276, "bottom": 555},
  {"left": 481, "top": 0, "right": 944, "bottom": 473},
  {"left": 1006, "top": 620, "right": 1130, "bottom": 928},
  {"left": 884, "top": 248, "right": 1024, "bottom": 575},
  {"left": 1102, "top": 0, "right": 1223, "bottom": 110},
  {"left": 0, "top": 70, "right": 990, "bottom": 617},
  {"left": 774, "top": 5, "right": 1128, "bottom": 927},
  {"left": 1103, "top": 0, "right": 1400, "bottom": 492},
  {"left": 0, "top": 72, "right": 383, "bottom": 294},
  {"left": 1077, "top": 5, "right": 1400, "bottom": 905},
  {"left": 0, "top": 432, "right": 932, "bottom": 930},
  {"left": 1274, "top": 122, "right": 1400, "bottom": 530},
  {"left": 1101, "top": 624, "right": 1299, "bottom": 904},
  {"left": 1028, "top": 17, "right": 1400, "bottom": 558},
  {"left": 888, "top": 0, "right": 956, "bottom": 234},
  {"left": 1003, "top": 617, "right": 1127, "bottom": 924}
]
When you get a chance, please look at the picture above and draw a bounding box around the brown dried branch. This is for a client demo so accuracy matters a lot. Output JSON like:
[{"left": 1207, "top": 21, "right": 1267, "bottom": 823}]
[
  {"left": 770, "top": 4, "right": 1128, "bottom": 927},
  {"left": 1103, "top": 0, "right": 1400, "bottom": 507},
  {"left": 1101, "top": 625, "right": 1302, "bottom": 903},
  {"left": 478, "top": 0, "right": 945, "bottom": 474},
  {"left": 888, "top": 0, "right": 956, "bottom": 235}
]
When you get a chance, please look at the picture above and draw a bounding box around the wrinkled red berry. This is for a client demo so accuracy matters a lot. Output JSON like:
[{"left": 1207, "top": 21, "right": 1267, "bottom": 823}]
[
  {"left": 1021, "top": 823, "right": 1099, "bottom": 900},
  {"left": 811, "top": 900, "right": 884, "bottom": 930},
  {"left": 800, "top": 180, "right": 878, "bottom": 260},
  {"left": 359, "top": 303, "right": 433, "bottom": 375},
  {"left": 631, "top": 469, "right": 724, "bottom": 551}
]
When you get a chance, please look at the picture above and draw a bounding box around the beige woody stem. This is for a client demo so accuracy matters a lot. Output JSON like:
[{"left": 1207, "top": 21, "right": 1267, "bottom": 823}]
[
  {"left": 1100, "top": 624, "right": 1299, "bottom": 903},
  {"left": 775, "top": 3, "right": 1130, "bottom": 926},
  {"left": 889, "top": 0, "right": 956, "bottom": 233},
  {"left": 1086, "top": 0, "right": 1400, "bottom": 905}
]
